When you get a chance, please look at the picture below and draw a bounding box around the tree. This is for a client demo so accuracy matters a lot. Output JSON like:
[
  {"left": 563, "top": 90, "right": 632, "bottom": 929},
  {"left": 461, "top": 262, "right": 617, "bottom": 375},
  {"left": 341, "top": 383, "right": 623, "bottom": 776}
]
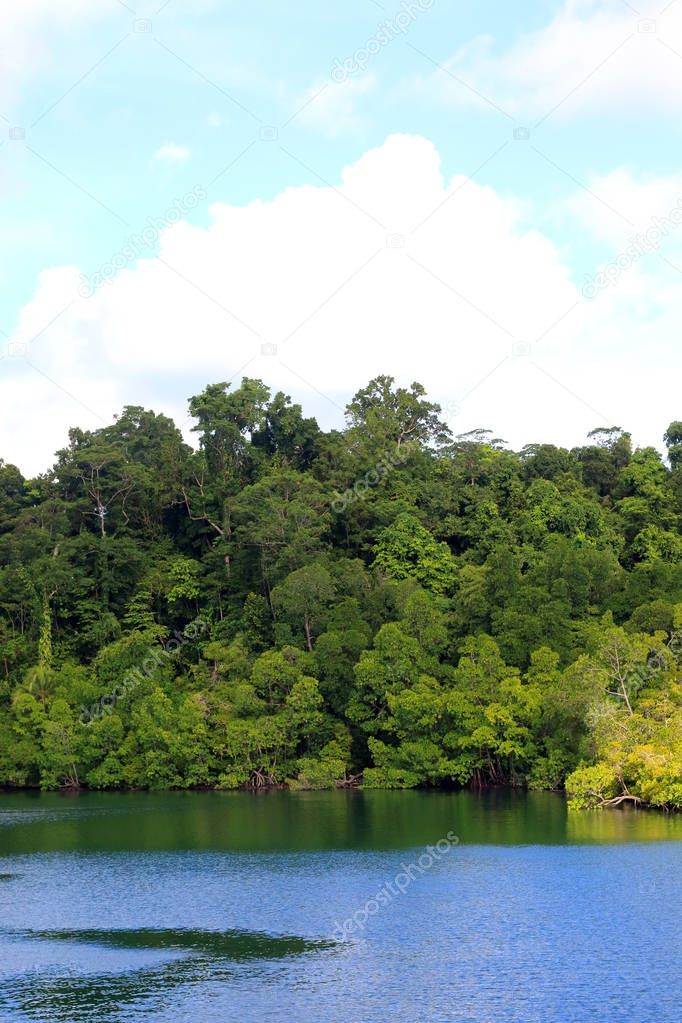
[
  {"left": 0, "top": 461, "right": 26, "bottom": 532},
  {"left": 444, "top": 635, "right": 540, "bottom": 786},
  {"left": 664, "top": 421, "right": 682, "bottom": 471},
  {"left": 400, "top": 588, "right": 449, "bottom": 656},
  {"left": 232, "top": 469, "right": 331, "bottom": 594},
  {"left": 373, "top": 513, "right": 457, "bottom": 594},
  {"left": 346, "top": 375, "right": 451, "bottom": 453},
  {"left": 189, "top": 378, "right": 270, "bottom": 480},
  {"left": 347, "top": 623, "right": 429, "bottom": 737},
  {"left": 572, "top": 427, "right": 632, "bottom": 497},
  {"left": 19, "top": 594, "right": 55, "bottom": 706},
  {"left": 251, "top": 391, "right": 321, "bottom": 470},
  {"left": 568, "top": 623, "right": 666, "bottom": 716},
  {"left": 271, "top": 564, "right": 336, "bottom": 652},
  {"left": 2, "top": 375, "right": 682, "bottom": 805}
]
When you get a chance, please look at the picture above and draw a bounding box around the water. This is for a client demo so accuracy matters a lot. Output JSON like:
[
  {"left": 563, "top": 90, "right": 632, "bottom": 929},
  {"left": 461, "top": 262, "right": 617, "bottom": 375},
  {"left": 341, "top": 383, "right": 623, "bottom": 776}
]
[{"left": 1, "top": 790, "right": 681, "bottom": 1022}]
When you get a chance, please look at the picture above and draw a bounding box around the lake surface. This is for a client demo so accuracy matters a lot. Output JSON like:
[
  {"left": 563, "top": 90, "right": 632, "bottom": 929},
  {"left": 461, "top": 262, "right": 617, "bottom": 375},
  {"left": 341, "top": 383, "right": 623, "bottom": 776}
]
[{"left": 1, "top": 790, "right": 681, "bottom": 1022}]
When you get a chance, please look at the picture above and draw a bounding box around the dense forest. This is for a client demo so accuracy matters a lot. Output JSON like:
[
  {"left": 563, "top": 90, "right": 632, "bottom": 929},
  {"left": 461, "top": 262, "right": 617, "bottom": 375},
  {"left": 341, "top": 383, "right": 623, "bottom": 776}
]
[{"left": 2, "top": 375, "right": 682, "bottom": 810}]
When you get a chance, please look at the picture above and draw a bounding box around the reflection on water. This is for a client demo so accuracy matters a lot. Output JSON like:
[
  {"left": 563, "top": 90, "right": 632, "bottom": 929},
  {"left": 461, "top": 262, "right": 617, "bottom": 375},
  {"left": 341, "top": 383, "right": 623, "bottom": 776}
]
[
  {"left": 26, "top": 926, "right": 332, "bottom": 958},
  {"left": 1, "top": 793, "right": 681, "bottom": 1023},
  {"left": 1, "top": 789, "right": 682, "bottom": 854},
  {"left": 5, "top": 960, "right": 218, "bottom": 1023},
  {"left": 0, "top": 929, "right": 334, "bottom": 1023}
]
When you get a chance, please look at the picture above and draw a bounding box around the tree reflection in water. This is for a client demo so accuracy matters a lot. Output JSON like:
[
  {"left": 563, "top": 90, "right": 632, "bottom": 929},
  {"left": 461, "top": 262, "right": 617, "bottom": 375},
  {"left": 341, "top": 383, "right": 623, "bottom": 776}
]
[{"left": 0, "top": 928, "right": 335, "bottom": 1023}]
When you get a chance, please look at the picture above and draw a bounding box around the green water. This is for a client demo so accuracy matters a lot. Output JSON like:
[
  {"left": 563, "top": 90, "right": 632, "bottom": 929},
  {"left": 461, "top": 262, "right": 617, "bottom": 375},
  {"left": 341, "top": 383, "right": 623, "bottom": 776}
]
[{"left": 2, "top": 788, "right": 682, "bottom": 854}]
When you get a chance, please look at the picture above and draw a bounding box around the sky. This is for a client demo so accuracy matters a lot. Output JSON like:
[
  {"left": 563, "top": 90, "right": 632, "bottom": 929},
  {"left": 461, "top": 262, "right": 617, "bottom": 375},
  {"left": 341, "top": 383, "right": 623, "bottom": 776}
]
[{"left": 1, "top": 0, "right": 682, "bottom": 474}]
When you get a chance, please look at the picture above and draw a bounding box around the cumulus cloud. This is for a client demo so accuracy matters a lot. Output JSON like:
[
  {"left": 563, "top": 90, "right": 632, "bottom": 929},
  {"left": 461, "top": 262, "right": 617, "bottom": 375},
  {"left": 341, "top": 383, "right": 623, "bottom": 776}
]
[
  {"left": 2, "top": 133, "right": 682, "bottom": 474},
  {"left": 153, "top": 143, "right": 192, "bottom": 165},
  {"left": 559, "top": 168, "right": 682, "bottom": 247},
  {"left": 421, "top": 0, "right": 682, "bottom": 120}
]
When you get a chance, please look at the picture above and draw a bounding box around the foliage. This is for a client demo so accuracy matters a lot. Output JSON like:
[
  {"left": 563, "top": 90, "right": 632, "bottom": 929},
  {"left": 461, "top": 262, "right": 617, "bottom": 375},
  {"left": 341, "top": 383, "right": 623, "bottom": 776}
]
[{"left": 1, "top": 379, "right": 682, "bottom": 808}]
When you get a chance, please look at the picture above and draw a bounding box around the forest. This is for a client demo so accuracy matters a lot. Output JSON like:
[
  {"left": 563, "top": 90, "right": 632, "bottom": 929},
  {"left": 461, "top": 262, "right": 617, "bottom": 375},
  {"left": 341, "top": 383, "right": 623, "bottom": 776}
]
[{"left": 1, "top": 375, "right": 682, "bottom": 810}]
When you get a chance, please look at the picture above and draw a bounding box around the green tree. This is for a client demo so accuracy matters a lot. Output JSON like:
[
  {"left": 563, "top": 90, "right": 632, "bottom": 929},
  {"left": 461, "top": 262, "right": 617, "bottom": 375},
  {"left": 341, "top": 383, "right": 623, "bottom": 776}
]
[
  {"left": 373, "top": 513, "right": 457, "bottom": 594},
  {"left": 271, "top": 563, "right": 336, "bottom": 652}
]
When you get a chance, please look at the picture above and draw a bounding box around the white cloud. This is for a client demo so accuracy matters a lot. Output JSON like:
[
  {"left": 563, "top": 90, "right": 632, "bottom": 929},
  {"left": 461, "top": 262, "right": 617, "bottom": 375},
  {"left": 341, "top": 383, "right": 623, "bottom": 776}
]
[
  {"left": 558, "top": 168, "right": 682, "bottom": 246},
  {"left": 2, "top": 133, "right": 682, "bottom": 475},
  {"left": 294, "top": 75, "right": 376, "bottom": 136},
  {"left": 423, "top": 0, "right": 682, "bottom": 119},
  {"left": 152, "top": 143, "right": 191, "bottom": 165}
]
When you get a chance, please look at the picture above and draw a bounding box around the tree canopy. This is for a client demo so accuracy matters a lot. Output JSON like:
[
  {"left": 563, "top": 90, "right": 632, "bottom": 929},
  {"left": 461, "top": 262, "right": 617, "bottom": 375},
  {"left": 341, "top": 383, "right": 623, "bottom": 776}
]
[{"left": 2, "top": 376, "right": 682, "bottom": 810}]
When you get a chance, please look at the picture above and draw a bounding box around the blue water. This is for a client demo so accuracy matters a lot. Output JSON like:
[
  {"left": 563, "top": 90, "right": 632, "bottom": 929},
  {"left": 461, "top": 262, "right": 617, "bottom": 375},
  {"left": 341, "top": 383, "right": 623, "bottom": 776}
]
[{"left": 0, "top": 791, "right": 680, "bottom": 1022}]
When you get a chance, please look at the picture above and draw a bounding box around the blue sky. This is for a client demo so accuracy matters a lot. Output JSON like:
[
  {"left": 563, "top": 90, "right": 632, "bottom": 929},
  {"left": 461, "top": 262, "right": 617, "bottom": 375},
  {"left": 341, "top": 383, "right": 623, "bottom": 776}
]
[{"left": 2, "top": 0, "right": 682, "bottom": 472}]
